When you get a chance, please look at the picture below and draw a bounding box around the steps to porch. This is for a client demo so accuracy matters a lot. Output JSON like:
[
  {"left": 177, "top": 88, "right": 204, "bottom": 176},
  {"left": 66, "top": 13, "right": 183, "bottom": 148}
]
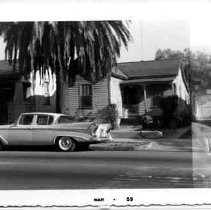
[{"left": 120, "top": 117, "right": 141, "bottom": 126}]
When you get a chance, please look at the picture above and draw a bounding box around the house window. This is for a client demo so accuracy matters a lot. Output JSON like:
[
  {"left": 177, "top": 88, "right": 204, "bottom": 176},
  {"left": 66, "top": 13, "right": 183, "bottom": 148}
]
[
  {"left": 43, "top": 81, "right": 50, "bottom": 105},
  {"left": 22, "top": 82, "right": 31, "bottom": 102},
  {"left": 36, "top": 114, "right": 54, "bottom": 125},
  {"left": 173, "top": 83, "right": 177, "bottom": 95},
  {"left": 80, "top": 84, "right": 92, "bottom": 109},
  {"left": 58, "top": 115, "right": 74, "bottom": 124},
  {"left": 179, "top": 85, "right": 182, "bottom": 98}
]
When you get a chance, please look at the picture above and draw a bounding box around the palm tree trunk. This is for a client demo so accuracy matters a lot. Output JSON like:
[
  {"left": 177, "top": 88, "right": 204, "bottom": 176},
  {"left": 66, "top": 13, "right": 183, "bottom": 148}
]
[
  {"left": 55, "top": 43, "right": 64, "bottom": 113},
  {"left": 56, "top": 61, "right": 61, "bottom": 113}
]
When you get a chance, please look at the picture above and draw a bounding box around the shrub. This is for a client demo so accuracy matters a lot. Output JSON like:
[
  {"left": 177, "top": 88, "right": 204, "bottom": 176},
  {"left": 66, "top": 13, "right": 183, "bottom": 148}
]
[
  {"left": 95, "top": 104, "right": 119, "bottom": 129},
  {"left": 105, "top": 104, "right": 119, "bottom": 129},
  {"left": 174, "top": 98, "right": 191, "bottom": 127},
  {"left": 159, "top": 95, "right": 191, "bottom": 128},
  {"left": 140, "top": 114, "right": 163, "bottom": 129},
  {"left": 140, "top": 114, "right": 153, "bottom": 129},
  {"left": 74, "top": 110, "right": 95, "bottom": 122},
  {"left": 159, "top": 95, "right": 178, "bottom": 128}
]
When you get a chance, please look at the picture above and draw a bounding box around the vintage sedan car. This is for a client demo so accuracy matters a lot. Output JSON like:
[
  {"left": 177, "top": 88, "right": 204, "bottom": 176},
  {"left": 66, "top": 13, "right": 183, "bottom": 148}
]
[{"left": 0, "top": 112, "right": 112, "bottom": 151}]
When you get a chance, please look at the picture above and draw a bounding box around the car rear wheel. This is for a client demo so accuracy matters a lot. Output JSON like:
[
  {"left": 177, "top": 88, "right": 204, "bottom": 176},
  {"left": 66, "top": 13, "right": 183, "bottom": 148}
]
[{"left": 57, "top": 137, "right": 76, "bottom": 152}]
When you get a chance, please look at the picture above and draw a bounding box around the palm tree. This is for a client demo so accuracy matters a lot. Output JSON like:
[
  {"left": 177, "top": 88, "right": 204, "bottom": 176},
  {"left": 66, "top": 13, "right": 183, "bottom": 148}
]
[{"left": 0, "top": 21, "right": 131, "bottom": 112}]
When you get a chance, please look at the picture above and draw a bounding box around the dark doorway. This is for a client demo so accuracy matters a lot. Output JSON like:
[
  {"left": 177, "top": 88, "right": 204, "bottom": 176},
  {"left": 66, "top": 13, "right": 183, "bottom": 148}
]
[
  {"left": 122, "top": 86, "right": 140, "bottom": 105},
  {"left": 0, "top": 89, "right": 8, "bottom": 124},
  {"left": 0, "top": 82, "right": 15, "bottom": 124}
]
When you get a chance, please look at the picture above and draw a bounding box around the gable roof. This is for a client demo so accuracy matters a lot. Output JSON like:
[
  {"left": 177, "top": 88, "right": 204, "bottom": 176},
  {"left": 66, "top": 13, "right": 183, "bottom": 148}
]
[
  {"left": 0, "top": 59, "right": 181, "bottom": 82},
  {"left": 117, "top": 59, "right": 180, "bottom": 79},
  {"left": 111, "top": 67, "right": 128, "bottom": 79}
]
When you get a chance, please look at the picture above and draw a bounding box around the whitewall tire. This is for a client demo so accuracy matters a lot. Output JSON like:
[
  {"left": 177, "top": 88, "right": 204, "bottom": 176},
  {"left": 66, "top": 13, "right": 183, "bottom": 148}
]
[{"left": 58, "top": 137, "right": 76, "bottom": 152}]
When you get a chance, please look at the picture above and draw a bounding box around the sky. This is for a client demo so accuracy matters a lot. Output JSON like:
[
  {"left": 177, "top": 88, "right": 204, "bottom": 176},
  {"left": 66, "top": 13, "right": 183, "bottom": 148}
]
[
  {"left": 0, "top": 1, "right": 211, "bottom": 63},
  {"left": 118, "top": 19, "right": 190, "bottom": 62},
  {"left": 0, "top": 19, "right": 190, "bottom": 63}
]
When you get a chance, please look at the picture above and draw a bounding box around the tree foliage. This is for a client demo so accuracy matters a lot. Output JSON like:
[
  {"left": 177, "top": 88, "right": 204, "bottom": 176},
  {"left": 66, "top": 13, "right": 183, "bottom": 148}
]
[
  {"left": 155, "top": 48, "right": 211, "bottom": 70},
  {"left": 155, "top": 48, "right": 211, "bottom": 96},
  {"left": 0, "top": 21, "right": 131, "bottom": 86},
  {"left": 0, "top": 21, "right": 131, "bottom": 113}
]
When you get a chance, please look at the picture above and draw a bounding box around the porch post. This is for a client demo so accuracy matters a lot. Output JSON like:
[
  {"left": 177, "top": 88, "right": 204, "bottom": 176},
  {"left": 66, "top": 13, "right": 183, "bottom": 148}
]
[{"left": 143, "top": 85, "right": 147, "bottom": 113}]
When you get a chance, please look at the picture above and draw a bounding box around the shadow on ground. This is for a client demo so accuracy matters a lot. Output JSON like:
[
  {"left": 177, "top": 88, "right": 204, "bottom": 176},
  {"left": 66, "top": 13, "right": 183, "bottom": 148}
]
[
  {"left": 2, "top": 145, "right": 91, "bottom": 152},
  {"left": 149, "top": 126, "right": 192, "bottom": 150}
]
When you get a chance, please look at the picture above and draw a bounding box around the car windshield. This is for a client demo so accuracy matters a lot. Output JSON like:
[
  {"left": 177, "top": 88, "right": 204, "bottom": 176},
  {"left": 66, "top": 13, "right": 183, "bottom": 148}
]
[
  {"left": 19, "top": 114, "right": 34, "bottom": 125},
  {"left": 58, "top": 115, "right": 74, "bottom": 124}
]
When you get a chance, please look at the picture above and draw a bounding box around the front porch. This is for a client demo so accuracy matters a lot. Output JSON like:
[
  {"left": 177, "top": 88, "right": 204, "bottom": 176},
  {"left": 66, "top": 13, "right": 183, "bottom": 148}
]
[{"left": 120, "top": 81, "right": 173, "bottom": 118}]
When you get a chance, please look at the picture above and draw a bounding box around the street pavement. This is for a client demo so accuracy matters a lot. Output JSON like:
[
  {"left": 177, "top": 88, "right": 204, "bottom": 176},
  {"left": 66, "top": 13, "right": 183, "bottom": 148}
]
[
  {"left": 0, "top": 124, "right": 209, "bottom": 190},
  {"left": 192, "top": 122, "right": 211, "bottom": 187},
  {"left": 0, "top": 150, "right": 193, "bottom": 190}
]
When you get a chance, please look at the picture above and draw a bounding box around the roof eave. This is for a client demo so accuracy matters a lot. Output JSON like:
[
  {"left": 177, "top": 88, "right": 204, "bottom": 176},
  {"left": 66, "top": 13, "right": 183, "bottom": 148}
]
[
  {"left": 126, "top": 74, "right": 177, "bottom": 80},
  {"left": 111, "top": 72, "right": 128, "bottom": 80}
]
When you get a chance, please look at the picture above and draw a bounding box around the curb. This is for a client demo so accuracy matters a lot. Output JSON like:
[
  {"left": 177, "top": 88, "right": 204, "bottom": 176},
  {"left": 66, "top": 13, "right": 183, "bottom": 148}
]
[
  {"left": 89, "top": 141, "right": 151, "bottom": 151},
  {"left": 89, "top": 141, "right": 194, "bottom": 152}
]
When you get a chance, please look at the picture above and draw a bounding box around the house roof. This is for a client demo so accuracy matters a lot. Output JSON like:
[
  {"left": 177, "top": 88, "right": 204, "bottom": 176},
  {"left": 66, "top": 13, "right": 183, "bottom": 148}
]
[
  {"left": 0, "top": 60, "right": 20, "bottom": 80},
  {"left": 0, "top": 60, "right": 16, "bottom": 73},
  {"left": 120, "top": 77, "right": 175, "bottom": 85},
  {"left": 111, "top": 67, "right": 128, "bottom": 79},
  {"left": 0, "top": 59, "right": 182, "bottom": 83},
  {"left": 117, "top": 59, "right": 180, "bottom": 79}
]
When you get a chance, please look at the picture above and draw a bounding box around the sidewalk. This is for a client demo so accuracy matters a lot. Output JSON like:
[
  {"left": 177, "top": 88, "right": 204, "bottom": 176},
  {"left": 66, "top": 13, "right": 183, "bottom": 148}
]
[
  {"left": 89, "top": 138, "right": 193, "bottom": 152},
  {"left": 89, "top": 126, "right": 195, "bottom": 152}
]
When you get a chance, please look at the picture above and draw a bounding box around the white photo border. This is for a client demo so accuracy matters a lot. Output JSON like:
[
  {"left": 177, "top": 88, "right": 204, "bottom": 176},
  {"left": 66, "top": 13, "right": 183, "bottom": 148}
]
[{"left": 0, "top": 0, "right": 211, "bottom": 208}]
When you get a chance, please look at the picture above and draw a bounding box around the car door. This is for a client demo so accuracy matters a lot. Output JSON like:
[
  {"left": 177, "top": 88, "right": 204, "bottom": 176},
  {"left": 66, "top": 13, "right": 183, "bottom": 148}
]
[
  {"left": 7, "top": 114, "right": 34, "bottom": 145},
  {"left": 31, "top": 114, "right": 54, "bottom": 145}
]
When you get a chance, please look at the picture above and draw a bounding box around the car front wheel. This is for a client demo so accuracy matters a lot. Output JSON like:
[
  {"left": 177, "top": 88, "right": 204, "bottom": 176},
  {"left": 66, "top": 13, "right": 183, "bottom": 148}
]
[{"left": 57, "top": 137, "right": 76, "bottom": 152}]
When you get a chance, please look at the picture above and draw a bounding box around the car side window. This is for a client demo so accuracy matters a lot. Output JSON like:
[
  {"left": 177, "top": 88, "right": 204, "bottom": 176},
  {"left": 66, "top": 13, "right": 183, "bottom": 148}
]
[
  {"left": 58, "top": 116, "right": 74, "bottom": 124},
  {"left": 37, "top": 115, "right": 54, "bottom": 125},
  {"left": 19, "top": 115, "right": 34, "bottom": 125},
  {"left": 37, "top": 115, "right": 48, "bottom": 125},
  {"left": 48, "top": 116, "right": 54, "bottom": 125}
]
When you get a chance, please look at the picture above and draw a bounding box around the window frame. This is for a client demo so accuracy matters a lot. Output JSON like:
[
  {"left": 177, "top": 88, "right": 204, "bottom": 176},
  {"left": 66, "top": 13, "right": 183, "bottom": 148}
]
[
  {"left": 43, "top": 81, "right": 51, "bottom": 105},
  {"left": 18, "top": 114, "right": 34, "bottom": 125},
  {"left": 79, "top": 84, "right": 93, "bottom": 109},
  {"left": 36, "top": 114, "right": 54, "bottom": 126},
  {"left": 22, "top": 82, "right": 31, "bottom": 102},
  {"left": 57, "top": 115, "right": 74, "bottom": 124},
  {"left": 173, "top": 83, "right": 177, "bottom": 95}
]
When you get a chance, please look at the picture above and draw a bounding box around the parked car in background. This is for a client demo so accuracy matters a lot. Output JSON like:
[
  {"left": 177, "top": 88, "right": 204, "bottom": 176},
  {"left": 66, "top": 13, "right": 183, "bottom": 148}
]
[{"left": 0, "top": 113, "right": 112, "bottom": 151}]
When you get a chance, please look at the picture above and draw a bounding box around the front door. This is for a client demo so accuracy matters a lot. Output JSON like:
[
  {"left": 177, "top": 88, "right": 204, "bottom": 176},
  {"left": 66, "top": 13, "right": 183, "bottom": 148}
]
[
  {"left": 0, "top": 89, "right": 8, "bottom": 124},
  {"left": 122, "top": 86, "right": 142, "bottom": 117},
  {"left": 31, "top": 114, "right": 53, "bottom": 145}
]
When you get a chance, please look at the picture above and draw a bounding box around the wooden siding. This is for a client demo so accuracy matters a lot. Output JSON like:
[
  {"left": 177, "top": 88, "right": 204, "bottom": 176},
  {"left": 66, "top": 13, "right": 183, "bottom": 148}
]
[
  {"left": 8, "top": 102, "right": 35, "bottom": 122},
  {"left": 61, "top": 75, "right": 109, "bottom": 116},
  {"left": 172, "top": 67, "right": 189, "bottom": 103},
  {"left": 93, "top": 77, "right": 109, "bottom": 112},
  {"left": 110, "top": 77, "right": 123, "bottom": 117},
  {"left": 33, "top": 94, "right": 56, "bottom": 113},
  {"left": 7, "top": 78, "right": 56, "bottom": 123}
]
